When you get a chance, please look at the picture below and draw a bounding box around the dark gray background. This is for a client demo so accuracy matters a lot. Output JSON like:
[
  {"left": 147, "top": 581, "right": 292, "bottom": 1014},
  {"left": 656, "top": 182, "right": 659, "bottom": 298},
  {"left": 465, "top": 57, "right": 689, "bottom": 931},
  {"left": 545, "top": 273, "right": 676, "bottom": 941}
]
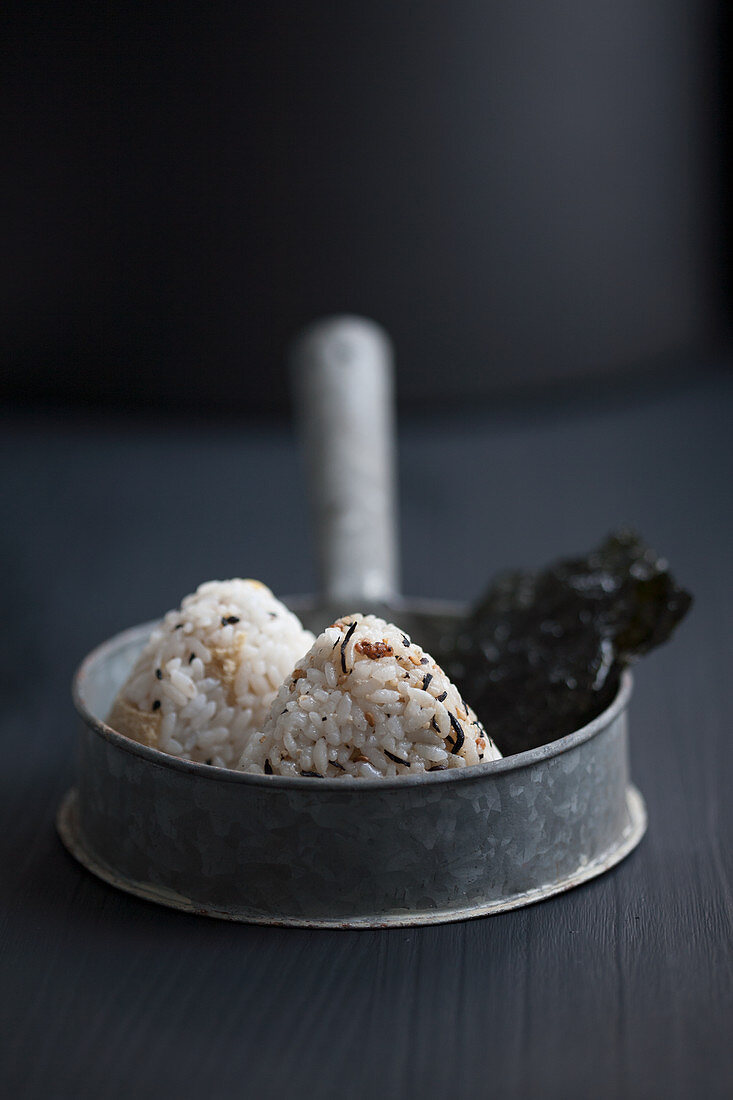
[
  {"left": 1, "top": 0, "right": 730, "bottom": 412},
  {"left": 1, "top": 369, "right": 731, "bottom": 1099}
]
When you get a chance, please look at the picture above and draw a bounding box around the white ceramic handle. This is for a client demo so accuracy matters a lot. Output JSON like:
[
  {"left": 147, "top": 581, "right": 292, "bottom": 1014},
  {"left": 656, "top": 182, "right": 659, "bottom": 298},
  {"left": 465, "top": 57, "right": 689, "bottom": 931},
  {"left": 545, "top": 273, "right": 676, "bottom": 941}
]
[{"left": 290, "top": 315, "right": 400, "bottom": 603}]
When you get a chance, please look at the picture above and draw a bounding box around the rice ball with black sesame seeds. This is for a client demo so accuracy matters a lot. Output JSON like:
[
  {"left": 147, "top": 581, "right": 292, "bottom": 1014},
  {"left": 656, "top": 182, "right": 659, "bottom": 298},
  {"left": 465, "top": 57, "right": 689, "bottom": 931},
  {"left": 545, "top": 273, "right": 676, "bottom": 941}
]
[
  {"left": 107, "top": 579, "right": 315, "bottom": 768},
  {"left": 238, "top": 613, "right": 502, "bottom": 778}
]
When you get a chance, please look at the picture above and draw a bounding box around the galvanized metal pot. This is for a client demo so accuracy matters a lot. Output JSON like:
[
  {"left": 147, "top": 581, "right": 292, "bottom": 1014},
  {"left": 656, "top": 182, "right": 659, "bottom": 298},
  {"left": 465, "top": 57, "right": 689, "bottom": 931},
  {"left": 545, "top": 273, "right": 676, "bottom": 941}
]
[
  {"left": 59, "top": 317, "right": 646, "bottom": 926},
  {"left": 60, "top": 612, "right": 643, "bottom": 927}
]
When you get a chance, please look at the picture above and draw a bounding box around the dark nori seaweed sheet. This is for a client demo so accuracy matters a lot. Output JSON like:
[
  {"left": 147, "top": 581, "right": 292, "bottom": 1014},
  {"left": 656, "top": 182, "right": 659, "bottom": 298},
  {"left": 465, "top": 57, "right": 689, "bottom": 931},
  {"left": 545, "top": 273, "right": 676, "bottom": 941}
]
[{"left": 439, "top": 530, "right": 692, "bottom": 757}]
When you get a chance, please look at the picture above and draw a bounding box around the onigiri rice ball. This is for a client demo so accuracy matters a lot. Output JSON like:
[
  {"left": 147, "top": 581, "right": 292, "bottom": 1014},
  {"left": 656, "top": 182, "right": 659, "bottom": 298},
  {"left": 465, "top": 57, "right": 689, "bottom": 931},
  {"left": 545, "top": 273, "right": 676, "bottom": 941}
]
[
  {"left": 239, "top": 613, "right": 502, "bottom": 777},
  {"left": 107, "top": 579, "right": 314, "bottom": 768}
]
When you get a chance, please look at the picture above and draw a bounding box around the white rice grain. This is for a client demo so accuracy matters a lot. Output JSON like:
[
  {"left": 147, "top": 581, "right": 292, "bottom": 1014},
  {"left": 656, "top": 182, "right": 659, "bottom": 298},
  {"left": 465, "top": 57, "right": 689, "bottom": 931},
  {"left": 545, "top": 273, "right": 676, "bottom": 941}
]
[
  {"left": 238, "top": 613, "right": 502, "bottom": 778},
  {"left": 106, "top": 579, "right": 314, "bottom": 768}
]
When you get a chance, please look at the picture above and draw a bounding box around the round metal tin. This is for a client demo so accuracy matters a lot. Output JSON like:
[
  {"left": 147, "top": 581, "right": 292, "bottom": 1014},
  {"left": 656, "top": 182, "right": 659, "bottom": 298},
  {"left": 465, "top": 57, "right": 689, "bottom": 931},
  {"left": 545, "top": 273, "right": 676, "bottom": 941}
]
[{"left": 58, "top": 609, "right": 646, "bottom": 928}]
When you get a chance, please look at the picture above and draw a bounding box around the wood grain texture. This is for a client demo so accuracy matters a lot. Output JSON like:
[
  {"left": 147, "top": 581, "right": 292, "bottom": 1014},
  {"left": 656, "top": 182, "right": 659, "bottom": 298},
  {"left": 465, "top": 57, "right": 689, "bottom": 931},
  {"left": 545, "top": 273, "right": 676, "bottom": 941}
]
[{"left": 1, "top": 373, "right": 731, "bottom": 1099}]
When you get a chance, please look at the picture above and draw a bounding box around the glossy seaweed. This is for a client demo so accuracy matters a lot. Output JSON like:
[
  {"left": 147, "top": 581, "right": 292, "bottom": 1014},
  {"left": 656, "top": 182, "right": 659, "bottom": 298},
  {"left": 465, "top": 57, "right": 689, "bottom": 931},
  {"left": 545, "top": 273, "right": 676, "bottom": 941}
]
[{"left": 438, "top": 530, "right": 692, "bottom": 757}]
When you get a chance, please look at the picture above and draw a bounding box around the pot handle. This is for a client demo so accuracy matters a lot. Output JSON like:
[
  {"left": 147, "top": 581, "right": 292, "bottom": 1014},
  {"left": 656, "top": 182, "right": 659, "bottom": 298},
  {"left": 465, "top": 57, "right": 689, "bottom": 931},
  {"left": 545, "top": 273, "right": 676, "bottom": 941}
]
[{"left": 290, "top": 315, "right": 400, "bottom": 604}]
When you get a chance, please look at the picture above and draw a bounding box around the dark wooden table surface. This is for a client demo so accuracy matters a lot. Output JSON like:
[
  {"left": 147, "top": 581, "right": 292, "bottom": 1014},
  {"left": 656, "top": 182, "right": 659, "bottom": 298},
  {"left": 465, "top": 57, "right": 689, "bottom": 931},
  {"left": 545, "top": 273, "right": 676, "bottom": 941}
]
[{"left": 2, "top": 370, "right": 731, "bottom": 1099}]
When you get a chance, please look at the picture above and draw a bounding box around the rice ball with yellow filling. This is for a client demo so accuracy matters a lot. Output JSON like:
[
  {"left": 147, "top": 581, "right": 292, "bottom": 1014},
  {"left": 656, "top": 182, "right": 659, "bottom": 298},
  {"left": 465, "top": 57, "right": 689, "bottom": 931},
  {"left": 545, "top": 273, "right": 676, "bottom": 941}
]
[
  {"left": 239, "top": 613, "right": 502, "bottom": 777},
  {"left": 107, "top": 579, "right": 314, "bottom": 768}
]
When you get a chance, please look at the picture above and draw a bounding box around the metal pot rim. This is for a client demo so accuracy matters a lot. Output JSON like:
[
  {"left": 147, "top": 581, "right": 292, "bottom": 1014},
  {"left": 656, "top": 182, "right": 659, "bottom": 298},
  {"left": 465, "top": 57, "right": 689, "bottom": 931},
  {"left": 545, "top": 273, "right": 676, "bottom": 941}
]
[{"left": 73, "top": 613, "right": 633, "bottom": 792}]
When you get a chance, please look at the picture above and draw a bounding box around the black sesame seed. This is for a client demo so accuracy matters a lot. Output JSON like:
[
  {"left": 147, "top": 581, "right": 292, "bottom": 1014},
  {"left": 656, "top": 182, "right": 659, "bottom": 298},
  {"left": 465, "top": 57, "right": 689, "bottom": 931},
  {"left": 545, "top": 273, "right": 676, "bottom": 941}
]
[
  {"left": 221, "top": 615, "right": 240, "bottom": 626},
  {"left": 428, "top": 764, "right": 448, "bottom": 772},
  {"left": 340, "top": 620, "right": 357, "bottom": 673},
  {"left": 384, "top": 750, "right": 410, "bottom": 767},
  {"left": 152, "top": 700, "right": 161, "bottom": 711},
  {"left": 331, "top": 760, "right": 345, "bottom": 771},
  {"left": 402, "top": 635, "right": 410, "bottom": 647},
  {"left": 322, "top": 716, "right": 327, "bottom": 721},
  {"left": 264, "top": 759, "right": 273, "bottom": 775},
  {"left": 155, "top": 668, "right": 162, "bottom": 680},
  {"left": 431, "top": 716, "right": 440, "bottom": 731},
  {"left": 422, "top": 672, "right": 433, "bottom": 691},
  {"left": 448, "top": 713, "right": 465, "bottom": 754},
  {"left": 419, "top": 657, "right": 429, "bottom": 665},
  {"left": 437, "top": 691, "right": 447, "bottom": 702},
  {"left": 301, "top": 770, "right": 323, "bottom": 778}
]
